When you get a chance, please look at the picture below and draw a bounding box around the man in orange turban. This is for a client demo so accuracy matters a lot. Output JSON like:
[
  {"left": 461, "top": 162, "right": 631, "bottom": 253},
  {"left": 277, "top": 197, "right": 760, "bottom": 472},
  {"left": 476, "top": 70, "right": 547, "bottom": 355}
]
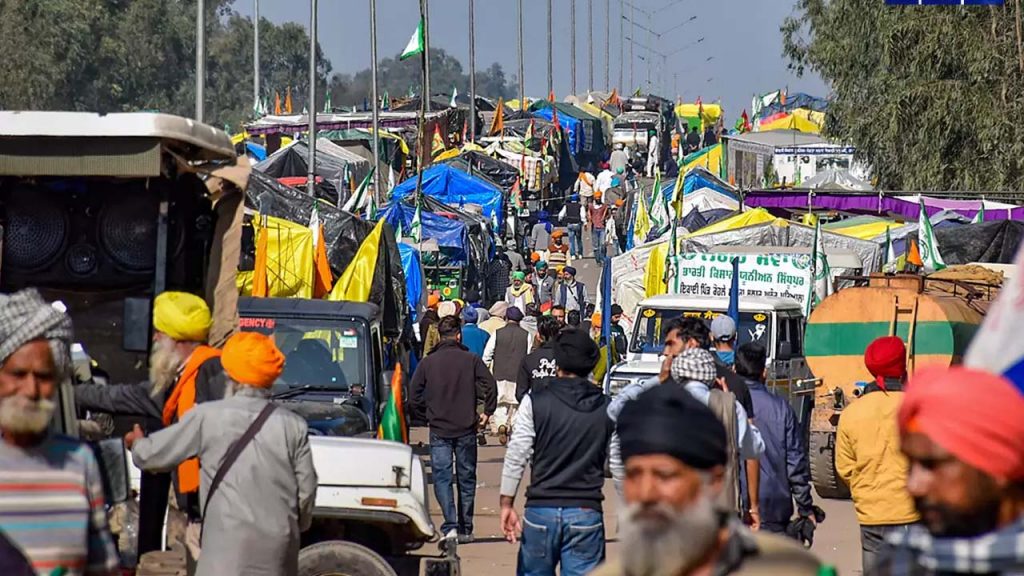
[{"left": 127, "top": 331, "right": 316, "bottom": 576}]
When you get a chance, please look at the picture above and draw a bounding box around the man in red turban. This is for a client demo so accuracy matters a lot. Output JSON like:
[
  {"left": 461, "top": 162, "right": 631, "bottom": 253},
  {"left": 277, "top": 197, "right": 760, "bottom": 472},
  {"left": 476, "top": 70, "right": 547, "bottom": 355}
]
[
  {"left": 872, "top": 366, "right": 1024, "bottom": 574},
  {"left": 835, "top": 336, "right": 919, "bottom": 573}
]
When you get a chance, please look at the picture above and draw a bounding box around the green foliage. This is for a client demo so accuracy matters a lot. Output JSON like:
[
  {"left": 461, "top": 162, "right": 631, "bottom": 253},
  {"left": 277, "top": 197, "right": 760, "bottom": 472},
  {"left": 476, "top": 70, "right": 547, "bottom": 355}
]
[
  {"left": 782, "top": 1, "right": 1024, "bottom": 190},
  {"left": 0, "top": 0, "right": 515, "bottom": 131}
]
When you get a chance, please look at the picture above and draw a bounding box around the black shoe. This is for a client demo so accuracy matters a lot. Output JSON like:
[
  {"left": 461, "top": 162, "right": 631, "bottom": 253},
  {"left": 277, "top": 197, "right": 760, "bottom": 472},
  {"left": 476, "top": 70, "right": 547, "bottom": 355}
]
[{"left": 458, "top": 533, "right": 475, "bottom": 544}]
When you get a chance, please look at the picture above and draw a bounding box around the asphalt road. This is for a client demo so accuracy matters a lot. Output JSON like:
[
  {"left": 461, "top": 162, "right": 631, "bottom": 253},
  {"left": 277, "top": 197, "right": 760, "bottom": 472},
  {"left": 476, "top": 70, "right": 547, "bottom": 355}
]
[{"left": 411, "top": 426, "right": 864, "bottom": 575}]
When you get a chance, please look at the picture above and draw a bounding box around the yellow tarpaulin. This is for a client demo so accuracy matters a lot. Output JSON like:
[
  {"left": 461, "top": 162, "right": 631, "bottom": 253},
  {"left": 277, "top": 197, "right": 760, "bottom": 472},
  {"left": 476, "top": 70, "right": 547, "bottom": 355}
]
[
  {"left": 675, "top": 103, "right": 723, "bottom": 123},
  {"left": 433, "top": 148, "right": 461, "bottom": 162},
  {"left": 644, "top": 243, "right": 670, "bottom": 297},
  {"left": 237, "top": 216, "right": 314, "bottom": 298},
  {"left": 687, "top": 208, "right": 776, "bottom": 238},
  {"left": 578, "top": 102, "right": 616, "bottom": 122},
  {"left": 329, "top": 219, "right": 386, "bottom": 302},
  {"left": 831, "top": 220, "right": 902, "bottom": 241},
  {"left": 758, "top": 108, "right": 824, "bottom": 134},
  {"left": 681, "top": 144, "right": 723, "bottom": 176}
]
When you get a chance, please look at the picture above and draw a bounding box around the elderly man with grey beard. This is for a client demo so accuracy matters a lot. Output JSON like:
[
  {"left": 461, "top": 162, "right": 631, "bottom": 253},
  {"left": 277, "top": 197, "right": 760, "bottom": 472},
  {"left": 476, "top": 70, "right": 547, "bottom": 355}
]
[
  {"left": 590, "top": 384, "right": 821, "bottom": 576},
  {"left": 0, "top": 289, "right": 120, "bottom": 575}
]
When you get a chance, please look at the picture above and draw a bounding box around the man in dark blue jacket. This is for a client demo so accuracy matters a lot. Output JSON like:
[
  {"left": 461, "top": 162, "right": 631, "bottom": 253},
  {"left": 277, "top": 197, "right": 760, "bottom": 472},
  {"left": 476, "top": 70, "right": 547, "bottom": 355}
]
[{"left": 735, "top": 343, "right": 815, "bottom": 535}]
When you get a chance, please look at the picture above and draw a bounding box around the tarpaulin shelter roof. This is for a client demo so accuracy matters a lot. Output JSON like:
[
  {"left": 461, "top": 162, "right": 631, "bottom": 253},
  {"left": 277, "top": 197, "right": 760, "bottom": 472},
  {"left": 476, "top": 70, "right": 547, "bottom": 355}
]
[
  {"left": 244, "top": 171, "right": 406, "bottom": 337},
  {"left": 244, "top": 110, "right": 450, "bottom": 135},
  {"left": 532, "top": 106, "right": 584, "bottom": 156},
  {"left": 935, "top": 220, "right": 1024, "bottom": 265},
  {"left": 254, "top": 138, "right": 370, "bottom": 203},
  {"left": 722, "top": 129, "right": 826, "bottom": 150},
  {"left": 759, "top": 92, "right": 829, "bottom": 118},
  {"left": 680, "top": 144, "right": 723, "bottom": 177},
  {"left": 676, "top": 103, "right": 723, "bottom": 122},
  {"left": 390, "top": 164, "right": 503, "bottom": 221},
  {"left": 743, "top": 191, "right": 1024, "bottom": 221},
  {"left": 398, "top": 242, "right": 426, "bottom": 320},
  {"left": 823, "top": 215, "right": 888, "bottom": 230},
  {"left": 687, "top": 207, "right": 777, "bottom": 237},
  {"left": 757, "top": 109, "right": 825, "bottom": 134},
  {"left": 799, "top": 167, "right": 872, "bottom": 191},
  {"left": 830, "top": 220, "right": 903, "bottom": 241},
  {"left": 662, "top": 166, "right": 740, "bottom": 203},
  {"left": 379, "top": 202, "right": 470, "bottom": 262},
  {"left": 530, "top": 100, "right": 608, "bottom": 160},
  {"left": 440, "top": 150, "right": 520, "bottom": 192}
]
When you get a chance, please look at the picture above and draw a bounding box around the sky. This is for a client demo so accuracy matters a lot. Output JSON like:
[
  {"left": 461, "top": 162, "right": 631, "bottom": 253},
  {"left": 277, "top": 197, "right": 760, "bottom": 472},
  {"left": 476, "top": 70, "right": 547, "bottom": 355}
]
[{"left": 237, "top": 0, "right": 827, "bottom": 122}]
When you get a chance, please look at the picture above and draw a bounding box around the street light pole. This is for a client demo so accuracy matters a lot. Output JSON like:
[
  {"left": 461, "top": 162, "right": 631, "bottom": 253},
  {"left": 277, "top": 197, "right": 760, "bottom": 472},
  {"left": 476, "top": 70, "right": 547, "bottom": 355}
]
[
  {"left": 588, "top": 0, "right": 594, "bottom": 92},
  {"left": 307, "top": 0, "right": 318, "bottom": 193},
  {"left": 424, "top": 0, "right": 431, "bottom": 106},
  {"left": 605, "top": 0, "right": 610, "bottom": 91},
  {"left": 619, "top": 0, "right": 624, "bottom": 92},
  {"left": 547, "top": 0, "right": 553, "bottom": 98},
  {"left": 629, "top": 4, "right": 634, "bottom": 90},
  {"left": 469, "top": 0, "right": 477, "bottom": 140},
  {"left": 254, "top": 0, "right": 260, "bottom": 115},
  {"left": 370, "top": 0, "right": 382, "bottom": 201},
  {"left": 571, "top": 0, "right": 577, "bottom": 94},
  {"left": 195, "top": 0, "right": 205, "bottom": 122},
  {"left": 517, "top": 0, "right": 525, "bottom": 110}
]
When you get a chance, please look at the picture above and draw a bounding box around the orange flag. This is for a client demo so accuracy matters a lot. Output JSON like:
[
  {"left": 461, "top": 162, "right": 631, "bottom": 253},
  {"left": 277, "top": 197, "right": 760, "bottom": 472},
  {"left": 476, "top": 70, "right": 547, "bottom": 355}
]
[
  {"left": 274, "top": 92, "right": 282, "bottom": 115},
  {"left": 285, "top": 86, "right": 293, "bottom": 114},
  {"left": 312, "top": 224, "right": 333, "bottom": 298},
  {"left": 251, "top": 219, "right": 269, "bottom": 298},
  {"left": 490, "top": 97, "right": 505, "bottom": 135},
  {"left": 549, "top": 90, "right": 556, "bottom": 103},
  {"left": 907, "top": 237, "right": 924, "bottom": 267}
]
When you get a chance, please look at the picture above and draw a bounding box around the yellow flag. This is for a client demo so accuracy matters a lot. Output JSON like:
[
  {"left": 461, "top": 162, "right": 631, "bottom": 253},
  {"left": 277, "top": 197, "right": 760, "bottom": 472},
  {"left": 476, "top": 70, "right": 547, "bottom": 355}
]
[
  {"left": 329, "top": 220, "right": 385, "bottom": 302},
  {"left": 251, "top": 219, "right": 270, "bottom": 298}
]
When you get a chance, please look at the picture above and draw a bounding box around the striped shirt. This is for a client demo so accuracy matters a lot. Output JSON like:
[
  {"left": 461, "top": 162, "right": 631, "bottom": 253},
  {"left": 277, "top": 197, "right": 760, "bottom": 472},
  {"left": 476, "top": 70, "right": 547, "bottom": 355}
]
[{"left": 0, "top": 435, "right": 119, "bottom": 575}]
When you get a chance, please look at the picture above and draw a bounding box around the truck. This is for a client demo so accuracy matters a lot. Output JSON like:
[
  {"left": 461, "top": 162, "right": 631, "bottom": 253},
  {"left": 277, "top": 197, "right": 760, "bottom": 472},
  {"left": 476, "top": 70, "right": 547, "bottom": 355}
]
[
  {"left": 804, "top": 273, "right": 1000, "bottom": 498},
  {"left": 614, "top": 95, "right": 676, "bottom": 171},
  {"left": 605, "top": 294, "right": 810, "bottom": 401},
  {"left": 0, "top": 111, "right": 453, "bottom": 576}
]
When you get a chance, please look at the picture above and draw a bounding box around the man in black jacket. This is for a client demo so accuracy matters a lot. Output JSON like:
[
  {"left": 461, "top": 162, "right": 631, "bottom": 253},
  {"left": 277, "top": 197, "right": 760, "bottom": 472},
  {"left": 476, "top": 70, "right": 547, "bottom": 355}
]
[
  {"left": 499, "top": 329, "right": 614, "bottom": 575},
  {"left": 516, "top": 316, "right": 561, "bottom": 402},
  {"left": 410, "top": 316, "right": 497, "bottom": 542}
]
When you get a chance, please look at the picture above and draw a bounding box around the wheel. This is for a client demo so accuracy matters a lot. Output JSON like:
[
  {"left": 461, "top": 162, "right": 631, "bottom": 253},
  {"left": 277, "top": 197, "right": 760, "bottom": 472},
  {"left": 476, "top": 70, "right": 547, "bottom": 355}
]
[
  {"left": 298, "top": 540, "right": 398, "bottom": 576},
  {"left": 809, "top": 430, "right": 851, "bottom": 499}
]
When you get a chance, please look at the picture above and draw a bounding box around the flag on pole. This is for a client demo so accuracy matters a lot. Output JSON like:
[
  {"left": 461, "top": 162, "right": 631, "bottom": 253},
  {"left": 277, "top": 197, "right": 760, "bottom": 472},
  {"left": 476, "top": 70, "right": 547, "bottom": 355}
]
[
  {"left": 489, "top": 98, "right": 505, "bottom": 135},
  {"left": 309, "top": 204, "right": 334, "bottom": 298},
  {"left": 378, "top": 363, "right": 408, "bottom": 442},
  {"left": 431, "top": 123, "right": 445, "bottom": 156},
  {"left": 917, "top": 199, "right": 946, "bottom": 273},
  {"left": 450, "top": 85, "right": 458, "bottom": 108},
  {"left": 381, "top": 90, "right": 390, "bottom": 111},
  {"left": 285, "top": 86, "right": 293, "bottom": 114},
  {"left": 461, "top": 119, "right": 468, "bottom": 143},
  {"left": 964, "top": 241, "right": 1024, "bottom": 394},
  {"left": 972, "top": 202, "right": 986, "bottom": 224},
  {"left": 630, "top": 187, "right": 652, "bottom": 248},
  {"left": 600, "top": 256, "right": 613, "bottom": 383},
  {"left": 343, "top": 166, "right": 376, "bottom": 213},
  {"left": 410, "top": 203, "right": 423, "bottom": 242},
  {"left": 323, "top": 91, "right": 333, "bottom": 114},
  {"left": 274, "top": 92, "right": 282, "bottom": 115},
  {"left": 649, "top": 173, "right": 667, "bottom": 230},
  {"left": 882, "top": 226, "right": 898, "bottom": 273},
  {"left": 329, "top": 220, "right": 386, "bottom": 302},
  {"left": 366, "top": 191, "right": 378, "bottom": 221},
  {"left": 400, "top": 19, "right": 425, "bottom": 61},
  {"left": 805, "top": 218, "right": 831, "bottom": 317},
  {"left": 549, "top": 90, "right": 556, "bottom": 103},
  {"left": 525, "top": 119, "right": 535, "bottom": 148},
  {"left": 510, "top": 176, "right": 523, "bottom": 210},
  {"left": 727, "top": 257, "right": 740, "bottom": 326},
  {"left": 251, "top": 216, "right": 270, "bottom": 298}
]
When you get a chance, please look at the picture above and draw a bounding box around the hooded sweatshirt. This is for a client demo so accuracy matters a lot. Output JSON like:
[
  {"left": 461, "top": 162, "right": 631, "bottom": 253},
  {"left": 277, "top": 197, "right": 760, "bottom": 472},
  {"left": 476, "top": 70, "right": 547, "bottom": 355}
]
[{"left": 500, "top": 377, "right": 613, "bottom": 511}]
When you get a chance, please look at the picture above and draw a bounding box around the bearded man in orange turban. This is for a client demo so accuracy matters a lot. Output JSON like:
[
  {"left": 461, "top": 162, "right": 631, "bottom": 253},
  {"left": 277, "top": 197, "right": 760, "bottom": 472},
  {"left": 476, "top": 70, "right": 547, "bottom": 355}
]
[{"left": 127, "top": 332, "right": 317, "bottom": 576}]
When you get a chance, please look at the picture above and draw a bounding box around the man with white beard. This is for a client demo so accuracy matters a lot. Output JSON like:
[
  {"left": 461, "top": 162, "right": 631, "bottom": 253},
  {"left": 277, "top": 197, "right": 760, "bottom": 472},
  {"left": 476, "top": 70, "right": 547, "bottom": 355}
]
[
  {"left": 591, "top": 384, "right": 822, "bottom": 576},
  {"left": 74, "top": 291, "right": 226, "bottom": 557},
  {"left": 0, "top": 289, "right": 120, "bottom": 575}
]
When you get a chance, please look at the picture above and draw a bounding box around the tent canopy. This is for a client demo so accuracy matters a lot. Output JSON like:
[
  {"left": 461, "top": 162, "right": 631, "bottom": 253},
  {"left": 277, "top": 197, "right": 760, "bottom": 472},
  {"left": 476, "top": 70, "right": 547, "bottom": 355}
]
[
  {"left": 441, "top": 150, "right": 520, "bottom": 192},
  {"left": 800, "top": 167, "right": 872, "bottom": 191},
  {"left": 380, "top": 202, "right": 470, "bottom": 262},
  {"left": 254, "top": 138, "right": 370, "bottom": 203},
  {"left": 390, "top": 163, "right": 503, "bottom": 221},
  {"left": 744, "top": 191, "right": 1024, "bottom": 221},
  {"left": 688, "top": 207, "right": 777, "bottom": 237}
]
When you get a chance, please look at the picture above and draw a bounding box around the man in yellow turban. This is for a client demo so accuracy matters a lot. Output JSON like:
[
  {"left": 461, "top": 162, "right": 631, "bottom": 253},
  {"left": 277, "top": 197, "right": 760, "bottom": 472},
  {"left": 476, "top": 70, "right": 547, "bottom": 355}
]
[
  {"left": 74, "top": 290, "right": 227, "bottom": 558},
  {"left": 127, "top": 332, "right": 316, "bottom": 576}
]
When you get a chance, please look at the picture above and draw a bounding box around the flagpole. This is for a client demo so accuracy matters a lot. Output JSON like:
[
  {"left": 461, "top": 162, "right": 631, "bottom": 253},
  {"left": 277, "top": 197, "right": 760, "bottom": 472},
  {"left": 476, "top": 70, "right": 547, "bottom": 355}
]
[
  {"left": 369, "top": 0, "right": 382, "bottom": 204},
  {"left": 547, "top": 0, "right": 553, "bottom": 99},
  {"left": 517, "top": 0, "right": 525, "bottom": 111},
  {"left": 571, "top": 0, "right": 577, "bottom": 95},
  {"left": 618, "top": 0, "right": 624, "bottom": 91},
  {"left": 415, "top": 0, "right": 428, "bottom": 207},
  {"left": 195, "top": 0, "right": 205, "bottom": 122},
  {"left": 307, "top": 0, "right": 318, "bottom": 194},
  {"left": 424, "top": 0, "right": 432, "bottom": 108},
  {"left": 588, "top": 0, "right": 594, "bottom": 93},
  {"left": 469, "top": 0, "right": 477, "bottom": 141},
  {"left": 254, "top": 0, "right": 260, "bottom": 115},
  {"left": 629, "top": 3, "right": 634, "bottom": 90}
]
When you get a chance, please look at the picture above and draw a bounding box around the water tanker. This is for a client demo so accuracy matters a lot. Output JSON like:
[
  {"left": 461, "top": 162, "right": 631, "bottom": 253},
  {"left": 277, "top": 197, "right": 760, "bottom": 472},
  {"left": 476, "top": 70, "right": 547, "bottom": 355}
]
[{"left": 803, "top": 273, "right": 999, "bottom": 498}]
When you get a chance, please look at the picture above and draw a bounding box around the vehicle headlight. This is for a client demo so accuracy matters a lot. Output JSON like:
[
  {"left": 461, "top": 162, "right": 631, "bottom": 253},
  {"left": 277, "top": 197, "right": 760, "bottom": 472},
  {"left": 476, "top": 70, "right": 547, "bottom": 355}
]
[{"left": 609, "top": 378, "right": 633, "bottom": 396}]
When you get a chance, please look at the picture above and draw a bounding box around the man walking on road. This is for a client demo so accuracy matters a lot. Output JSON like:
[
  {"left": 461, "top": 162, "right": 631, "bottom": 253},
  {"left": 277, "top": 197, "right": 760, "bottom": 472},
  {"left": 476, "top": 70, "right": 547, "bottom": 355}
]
[
  {"left": 411, "top": 316, "right": 497, "bottom": 542},
  {"left": 874, "top": 365, "right": 1024, "bottom": 574},
  {"left": 645, "top": 131, "right": 660, "bottom": 178},
  {"left": 591, "top": 384, "right": 822, "bottom": 576},
  {"left": 460, "top": 306, "right": 489, "bottom": 358},
  {"left": 127, "top": 332, "right": 317, "bottom": 576},
  {"left": 558, "top": 194, "right": 586, "bottom": 258},
  {"left": 588, "top": 192, "right": 611, "bottom": 265},
  {"left": 484, "top": 307, "right": 531, "bottom": 443},
  {"left": 500, "top": 329, "right": 614, "bottom": 576},
  {"left": 835, "top": 336, "right": 919, "bottom": 572},
  {"left": 554, "top": 266, "right": 589, "bottom": 313},
  {"left": 515, "top": 316, "right": 561, "bottom": 402},
  {"left": 738, "top": 343, "right": 816, "bottom": 536}
]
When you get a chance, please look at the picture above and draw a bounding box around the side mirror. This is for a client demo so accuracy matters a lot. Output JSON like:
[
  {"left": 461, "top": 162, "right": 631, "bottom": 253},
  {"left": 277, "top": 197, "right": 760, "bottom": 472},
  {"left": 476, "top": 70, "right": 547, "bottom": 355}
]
[
  {"left": 92, "top": 438, "right": 130, "bottom": 504},
  {"left": 777, "top": 342, "right": 794, "bottom": 362}
]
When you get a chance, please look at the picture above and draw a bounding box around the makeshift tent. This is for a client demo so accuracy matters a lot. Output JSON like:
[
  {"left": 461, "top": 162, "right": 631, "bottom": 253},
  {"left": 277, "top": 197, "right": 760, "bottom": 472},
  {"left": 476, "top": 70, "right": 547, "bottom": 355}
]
[
  {"left": 830, "top": 220, "right": 904, "bottom": 241},
  {"left": 680, "top": 144, "right": 723, "bottom": 177},
  {"left": 390, "top": 163, "right": 503, "bottom": 222},
  {"left": 398, "top": 242, "right": 427, "bottom": 320},
  {"left": 799, "top": 167, "right": 872, "bottom": 191},
  {"left": 531, "top": 106, "right": 583, "bottom": 155},
  {"left": 934, "top": 220, "right": 1024, "bottom": 265},
  {"left": 675, "top": 102, "right": 722, "bottom": 131},
  {"left": 380, "top": 202, "right": 470, "bottom": 263},
  {"left": 255, "top": 138, "right": 370, "bottom": 204},
  {"left": 758, "top": 92, "right": 829, "bottom": 119},
  {"left": 757, "top": 109, "right": 825, "bottom": 134},
  {"left": 823, "top": 215, "right": 888, "bottom": 230},
  {"left": 687, "top": 208, "right": 776, "bottom": 237},
  {"left": 530, "top": 100, "right": 609, "bottom": 167},
  {"left": 440, "top": 150, "right": 520, "bottom": 192},
  {"left": 744, "top": 191, "right": 1024, "bottom": 222},
  {"left": 245, "top": 171, "right": 406, "bottom": 337}
]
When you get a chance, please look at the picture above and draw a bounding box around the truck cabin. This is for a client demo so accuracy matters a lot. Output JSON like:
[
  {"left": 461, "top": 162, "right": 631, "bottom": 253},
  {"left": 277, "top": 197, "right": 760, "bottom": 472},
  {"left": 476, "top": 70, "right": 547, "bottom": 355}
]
[{"left": 237, "top": 297, "right": 388, "bottom": 438}]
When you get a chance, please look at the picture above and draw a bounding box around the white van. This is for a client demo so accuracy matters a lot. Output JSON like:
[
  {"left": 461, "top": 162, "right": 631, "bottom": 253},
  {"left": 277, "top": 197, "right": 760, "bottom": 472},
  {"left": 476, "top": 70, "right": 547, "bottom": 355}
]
[{"left": 605, "top": 295, "right": 810, "bottom": 399}]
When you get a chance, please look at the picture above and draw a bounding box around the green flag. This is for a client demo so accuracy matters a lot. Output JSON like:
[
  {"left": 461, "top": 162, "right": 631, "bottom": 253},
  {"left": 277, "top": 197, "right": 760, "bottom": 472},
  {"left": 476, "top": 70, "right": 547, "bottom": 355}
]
[
  {"left": 323, "top": 91, "right": 332, "bottom": 114},
  {"left": 805, "top": 218, "right": 831, "bottom": 317},
  {"left": 882, "top": 226, "right": 898, "bottom": 273},
  {"left": 410, "top": 202, "right": 423, "bottom": 242},
  {"left": 917, "top": 199, "right": 946, "bottom": 273},
  {"left": 400, "top": 19, "right": 425, "bottom": 61},
  {"left": 342, "top": 166, "right": 375, "bottom": 213},
  {"left": 971, "top": 203, "right": 985, "bottom": 224},
  {"left": 377, "top": 364, "right": 407, "bottom": 442}
]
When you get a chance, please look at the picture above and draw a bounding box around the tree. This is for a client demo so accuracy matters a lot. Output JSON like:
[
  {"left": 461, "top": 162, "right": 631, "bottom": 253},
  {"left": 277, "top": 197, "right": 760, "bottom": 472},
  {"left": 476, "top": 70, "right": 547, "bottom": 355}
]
[{"left": 782, "top": 2, "right": 1024, "bottom": 190}]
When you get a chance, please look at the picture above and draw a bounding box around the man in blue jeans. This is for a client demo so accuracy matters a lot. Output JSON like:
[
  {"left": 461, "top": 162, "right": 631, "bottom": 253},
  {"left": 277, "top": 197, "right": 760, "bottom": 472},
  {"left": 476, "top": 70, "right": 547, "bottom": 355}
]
[
  {"left": 558, "top": 194, "right": 586, "bottom": 258},
  {"left": 499, "top": 329, "right": 613, "bottom": 575},
  {"left": 410, "top": 316, "right": 497, "bottom": 543}
]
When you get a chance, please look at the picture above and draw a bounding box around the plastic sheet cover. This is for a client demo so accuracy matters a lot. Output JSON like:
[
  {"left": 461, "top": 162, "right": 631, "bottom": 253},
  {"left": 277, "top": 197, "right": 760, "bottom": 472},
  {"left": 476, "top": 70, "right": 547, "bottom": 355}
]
[
  {"left": 398, "top": 242, "right": 427, "bottom": 321},
  {"left": 935, "top": 220, "right": 1024, "bottom": 265},
  {"left": 254, "top": 138, "right": 370, "bottom": 205},
  {"left": 390, "top": 164, "right": 503, "bottom": 221},
  {"left": 245, "top": 171, "right": 406, "bottom": 337},
  {"left": 441, "top": 151, "right": 519, "bottom": 192},
  {"left": 379, "top": 202, "right": 470, "bottom": 262}
]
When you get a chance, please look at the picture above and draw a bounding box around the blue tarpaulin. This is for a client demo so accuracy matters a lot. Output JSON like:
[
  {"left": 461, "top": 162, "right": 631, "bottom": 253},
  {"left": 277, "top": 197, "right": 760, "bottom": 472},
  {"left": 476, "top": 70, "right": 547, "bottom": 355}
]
[
  {"left": 379, "top": 202, "right": 470, "bottom": 263},
  {"left": 532, "top": 107, "right": 583, "bottom": 155},
  {"left": 245, "top": 141, "right": 267, "bottom": 161},
  {"left": 390, "top": 164, "right": 503, "bottom": 221},
  {"left": 660, "top": 166, "right": 740, "bottom": 202},
  {"left": 398, "top": 243, "right": 426, "bottom": 321}
]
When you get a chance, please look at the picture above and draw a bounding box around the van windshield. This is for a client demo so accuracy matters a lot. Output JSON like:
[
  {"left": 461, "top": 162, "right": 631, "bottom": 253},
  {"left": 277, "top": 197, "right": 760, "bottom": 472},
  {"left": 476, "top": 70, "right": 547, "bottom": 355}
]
[
  {"left": 238, "top": 316, "right": 368, "bottom": 393},
  {"left": 630, "top": 308, "right": 774, "bottom": 354}
]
